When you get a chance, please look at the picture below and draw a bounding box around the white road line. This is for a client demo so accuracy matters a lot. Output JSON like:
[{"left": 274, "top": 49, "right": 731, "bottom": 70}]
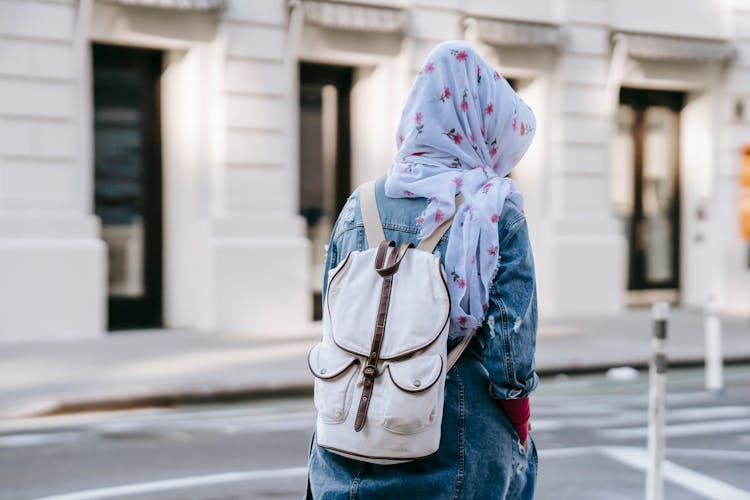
[
  {"left": 603, "top": 446, "right": 750, "bottom": 500},
  {"left": 91, "top": 411, "right": 316, "bottom": 433},
  {"left": 528, "top": 403, "right": 623, "bottom": 416},
  {"left": 0, "top": 415, "right": 317, "bottom": 449},
  {"left": 216, "top": 420, "right": 316, "bottom": 433},
  {"left": 32, "top": 467, "right": 309, "bottom": 500},
  {"left": 0, "top": 406, "right": 315, "bottom": 434},
  {"left": 520, "top": 419, "right": 562, "bottom": 431},
  {"left": 667, "top": 406, "right": 750, "bottom": 421},
  {"left": 600, "top": 418, "right": 750, "bottom": 439},
  {"left": 118, "top": 408, "right": 316, "bottom": 427},
  {"left": 0, "top": 432, "right": 83, "bottom": 448},
  {"left": 168, "top": 411, "right": 318, "bottom": 428},
  {"left": 537, "top": 446, "right": 593, "bottom": 459},
  {"left": 537, "top": 446, "right": 750, "bottom": 463},
  {"left": 665, "top": 392, "right": 725, "bottom": 404},
  {"left": 667, "top": 449, "right": 750, "bottom": 462},
  {"left": 535, "top": 406, "right": 750, "bottom": 431}
]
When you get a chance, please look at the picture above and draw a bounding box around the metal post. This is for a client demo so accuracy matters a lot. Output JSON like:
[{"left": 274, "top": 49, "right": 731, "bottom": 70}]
[
  {"left": 704, "top": 296, "right": 724, "bottom": 392},
  {"left": 646, "top": 302, "right": 669, "bottom": 500}
]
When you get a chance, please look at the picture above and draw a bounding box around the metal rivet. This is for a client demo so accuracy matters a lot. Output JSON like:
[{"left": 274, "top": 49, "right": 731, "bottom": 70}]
[
  {"left": 362, "top": 396, "right": 368, "bottom": 401},
  {"left": 320, "top": 368, "right": 327, "bottom": 374},
  {"left": 413, "top": 379, "right": 421, "bottom": 387}
]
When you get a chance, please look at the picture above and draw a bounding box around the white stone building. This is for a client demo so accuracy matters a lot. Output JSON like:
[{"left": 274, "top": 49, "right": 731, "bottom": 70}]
[{"left": 1, "top": 0, "right": 749, "bottom": 341}]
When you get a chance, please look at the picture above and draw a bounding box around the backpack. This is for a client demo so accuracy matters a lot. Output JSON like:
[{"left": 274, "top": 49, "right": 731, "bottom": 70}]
[{"left": 308, "top": 180, "right": 475, "bottom": 464}]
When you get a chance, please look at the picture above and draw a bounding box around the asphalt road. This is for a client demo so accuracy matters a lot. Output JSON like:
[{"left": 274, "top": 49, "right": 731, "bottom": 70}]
[{"left": 1, "top": 365, "right": 750, "bottom": 500}]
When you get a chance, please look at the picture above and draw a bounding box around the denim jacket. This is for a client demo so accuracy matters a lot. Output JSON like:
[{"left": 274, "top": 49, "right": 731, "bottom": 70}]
[{"left": 323, "top": 176, "right": 539, "bottom": 400}]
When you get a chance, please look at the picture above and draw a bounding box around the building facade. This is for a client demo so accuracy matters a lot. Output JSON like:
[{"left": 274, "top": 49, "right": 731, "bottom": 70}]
[{"left": 1, "top": 0, "right": 749, "bottom": 341}]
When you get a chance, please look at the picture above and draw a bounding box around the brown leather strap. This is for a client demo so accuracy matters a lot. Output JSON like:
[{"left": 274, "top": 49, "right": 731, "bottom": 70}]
[
  {"left": 374, "top": 240, "right": 395, "bottom": 270},
  {"left": 354, "top": 244, "right": 400, "bottom": 432},
  {"left": 375, "top": 242, "right": 413, "bottom": 277}
]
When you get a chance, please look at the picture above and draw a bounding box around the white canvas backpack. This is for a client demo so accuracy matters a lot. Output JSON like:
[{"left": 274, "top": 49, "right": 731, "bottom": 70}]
[{"left": 308, "top": 180, "right": 474, "bottom": 464}]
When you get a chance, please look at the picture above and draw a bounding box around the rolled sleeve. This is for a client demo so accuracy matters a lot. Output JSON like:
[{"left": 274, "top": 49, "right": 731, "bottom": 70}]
[{"left": 480, "top": 213, "right": 539, "bottom": 400}]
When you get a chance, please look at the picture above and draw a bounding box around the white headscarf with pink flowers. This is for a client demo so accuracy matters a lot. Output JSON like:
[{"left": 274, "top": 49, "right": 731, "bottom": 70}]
[{"left": 385, "top": 40, "right": 536, "bottom": 338}]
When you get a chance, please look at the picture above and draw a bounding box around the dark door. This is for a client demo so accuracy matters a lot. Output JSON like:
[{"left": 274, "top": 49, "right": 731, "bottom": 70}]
[
  {"left": 93, "top": 44, "right": 164, "bottom": 330},
  {"left": 299, "top": 63, "right": 353, "bottom": 319},
  {"left": 619, "top": 88, "right": 684, "bottom": 291}
]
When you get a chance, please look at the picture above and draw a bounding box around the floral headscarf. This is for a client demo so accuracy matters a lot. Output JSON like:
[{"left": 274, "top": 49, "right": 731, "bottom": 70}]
[{"left": 385, "top": 40, "right": 536, "bottom": 338}]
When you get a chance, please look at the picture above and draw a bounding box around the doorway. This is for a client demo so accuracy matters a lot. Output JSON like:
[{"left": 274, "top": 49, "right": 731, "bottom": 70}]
[
  {"left": 299, "top": 62, "right": 354, "bottom": 319},
  {"left": 93, "top": 44, "right": 164, "bottom": 330},
  {"left": 617, "top": 88, "right": 685, "bottom": 292}
]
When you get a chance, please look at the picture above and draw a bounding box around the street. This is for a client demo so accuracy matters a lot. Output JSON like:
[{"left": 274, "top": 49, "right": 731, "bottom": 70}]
[{"left": 1, "top": 365, "right": 749, "bottom": 500}]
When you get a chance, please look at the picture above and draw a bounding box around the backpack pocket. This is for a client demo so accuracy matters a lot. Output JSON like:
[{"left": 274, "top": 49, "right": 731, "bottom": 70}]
[
  {"left": 308, "top": 343, "right": 360, "bottom": 424},
  {"left": 381, "top": 354, "right": 444, "bottom": 435}
]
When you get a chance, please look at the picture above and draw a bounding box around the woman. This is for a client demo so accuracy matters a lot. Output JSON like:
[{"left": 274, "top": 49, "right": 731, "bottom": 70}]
[{"left": 307, "top": 40, "right": 539, "bottom": 499}]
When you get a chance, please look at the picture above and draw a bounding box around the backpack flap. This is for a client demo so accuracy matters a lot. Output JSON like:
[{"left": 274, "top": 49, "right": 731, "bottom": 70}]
[
  {"left": 327, "top": 249, "right": 450, "bottom": 359},
  {"left": 308, "top": 342, "right": 359, "bottom": 380},
  {"left": 386, "top": 354, "right": 443, "bottom": 393}
]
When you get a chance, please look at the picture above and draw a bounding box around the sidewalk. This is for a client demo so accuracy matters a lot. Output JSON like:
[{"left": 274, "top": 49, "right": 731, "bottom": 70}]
[{"left": 0, "top": 308, "right": 748, "bottom": 419}]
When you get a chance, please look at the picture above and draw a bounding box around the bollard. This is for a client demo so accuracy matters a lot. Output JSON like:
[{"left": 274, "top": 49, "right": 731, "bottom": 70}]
[
  {"left": 646, "top": 302, "right": 669, "bottom": 500},
  {"left": 704, "top": 297, "right": 724, "bottom": 392}
]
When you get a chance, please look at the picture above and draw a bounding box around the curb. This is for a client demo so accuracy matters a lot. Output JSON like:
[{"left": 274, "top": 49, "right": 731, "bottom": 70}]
[{"left": 18, "top": 384, "right": 314, "bottom": 419}]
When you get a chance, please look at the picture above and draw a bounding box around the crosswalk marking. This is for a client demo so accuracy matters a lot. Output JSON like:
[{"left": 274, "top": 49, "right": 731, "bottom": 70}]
[
  {"left": 539, "top": 446, "right": 750, "bottom": 463},
  {"left": 667, "top": 448, "right": 750, "bottom": 462},
  {"left": 603, "top": 446, "right": 750, "bottom": 500},
  {"left": 32, "top": 467, "right": 309, "bottom": 500},
  {"left": 0, "top": 409, "right": 318, "bottom": 448},
  {"left": 0, "top": 432, "right": 82, "bottom": 448},
  {"left": 3, "top": 395, "right": 749, "bottom": 499},
  {"left": 600, "top": 418, "right": 750, "bottom": 439},
  {"left": 6, "top": 404, "right": 750, "bottom": 445},
  {"left": 531, "top": 406, "right": 750, "bottom": 431}
]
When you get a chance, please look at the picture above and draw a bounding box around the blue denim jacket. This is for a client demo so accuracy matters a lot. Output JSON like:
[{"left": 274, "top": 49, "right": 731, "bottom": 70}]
[{"left": 323, "top": 176, "right": 539, "bottom": 400}]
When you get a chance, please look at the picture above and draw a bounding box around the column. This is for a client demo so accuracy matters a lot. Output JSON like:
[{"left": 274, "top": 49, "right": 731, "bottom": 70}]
[
  {"left": 0, "top": 0, "right": 106, "bottom": 341},
  {"left": 199, "top": 0, "right": 312, "bottom": 335},
  {"left": 545, "top": 0, "right": 626, "bottom": 315}
]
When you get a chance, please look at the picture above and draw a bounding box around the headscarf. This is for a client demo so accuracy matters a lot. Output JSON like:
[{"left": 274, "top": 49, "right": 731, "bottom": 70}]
[{"left": 385, "top": 40, "right": 536, "bottom": 338}]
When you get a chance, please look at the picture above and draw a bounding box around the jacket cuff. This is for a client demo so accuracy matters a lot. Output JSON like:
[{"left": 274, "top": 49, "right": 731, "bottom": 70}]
[{"left": 488, "top": 372, "right": 539, "bottom": 399}]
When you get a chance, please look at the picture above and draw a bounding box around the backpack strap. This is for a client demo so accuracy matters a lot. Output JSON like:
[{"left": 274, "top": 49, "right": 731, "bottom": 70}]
[
  {"left": 417, "top": 194, "right": 464, "bottom": 253},
  {"left": 360, "top": 180, "right": 386, "bottom": 249},
  {"left": 447, "top": 330, "right": 476, "bottom": 370},
  {"left": 361, "top": 179, "right": 465, "bottom": 253},
  {"left": 361, "top": 180, "right": 473, "bottom": 370}
]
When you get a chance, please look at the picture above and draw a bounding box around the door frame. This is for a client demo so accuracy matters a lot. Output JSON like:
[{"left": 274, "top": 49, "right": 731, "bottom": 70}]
[
  {"left": 299, "top": 62, "right": 354, "bottom": 320},
  {"left": 620, "top": 87, "right": 684, "bottom": 291},
  {"left": 299, "top": 62, "right": 353, "bottom": 217},
  {"left": 93, "top": 43, "right": 164, "bottom": 330}
]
